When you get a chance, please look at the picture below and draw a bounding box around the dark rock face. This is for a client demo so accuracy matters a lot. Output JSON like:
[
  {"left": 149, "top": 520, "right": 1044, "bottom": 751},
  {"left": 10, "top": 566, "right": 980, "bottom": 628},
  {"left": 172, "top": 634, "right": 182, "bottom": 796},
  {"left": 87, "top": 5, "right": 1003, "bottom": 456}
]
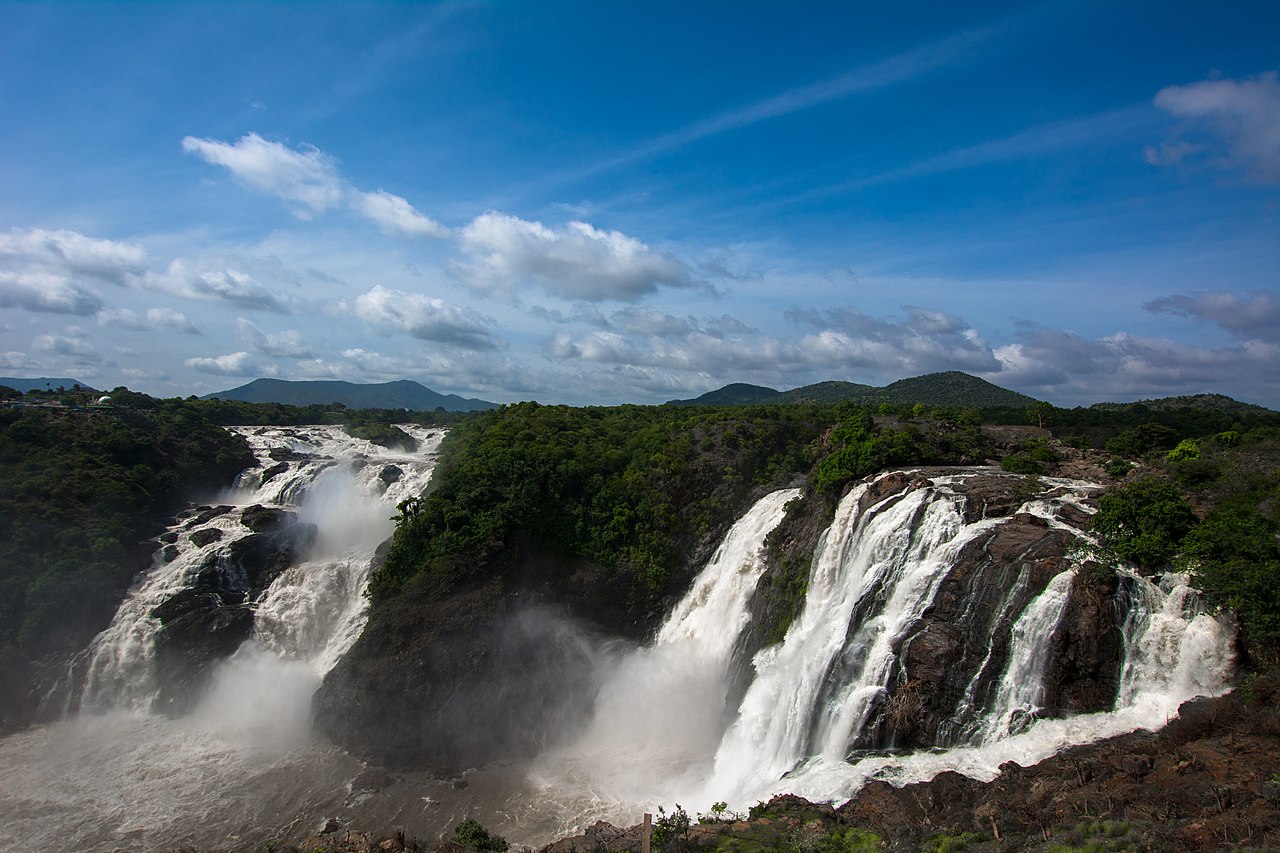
[
  {"left": 314, "top": 542, "right": 647, "bottom": 772},
  {"left": 834, "top": 690, "right": 1280, "bottom": 851},
  {"left": 150, "top": 511, "right": 316, "bottom": 715}
]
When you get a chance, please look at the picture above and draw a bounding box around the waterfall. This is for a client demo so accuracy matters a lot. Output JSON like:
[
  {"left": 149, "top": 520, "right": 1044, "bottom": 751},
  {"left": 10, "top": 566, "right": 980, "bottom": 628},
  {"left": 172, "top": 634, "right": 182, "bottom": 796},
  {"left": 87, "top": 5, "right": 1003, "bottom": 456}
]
[
  {"left": 977, "top": 568, "right": 1075, "bottom": 741},
  {"left": 80, "top": 424, "right": 444, "bottom": 713},
  {"left": 529, "top": 488, "right": 801, "bottom": 810},
  {"left": 698, "top": 470, "right": 1235, "bottom": 810}
]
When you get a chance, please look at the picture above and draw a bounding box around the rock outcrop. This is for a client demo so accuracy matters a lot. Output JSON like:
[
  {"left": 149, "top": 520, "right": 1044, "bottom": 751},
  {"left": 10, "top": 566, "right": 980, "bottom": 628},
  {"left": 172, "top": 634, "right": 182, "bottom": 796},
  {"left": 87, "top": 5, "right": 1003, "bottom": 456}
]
[{"left": 151, "top": 506, "right": 316, "bottom": 714}]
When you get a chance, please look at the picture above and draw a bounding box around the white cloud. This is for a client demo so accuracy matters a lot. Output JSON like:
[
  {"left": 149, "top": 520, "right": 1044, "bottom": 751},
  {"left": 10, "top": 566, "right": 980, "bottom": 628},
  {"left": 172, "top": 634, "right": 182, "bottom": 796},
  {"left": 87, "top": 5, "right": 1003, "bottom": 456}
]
[
  {"left": 0, "top": 228, "right": 148, "bottom": 316},
  {"left": 182, "top": 132, "right": 346, "bottom": 217},
  {"left": 98, "top": 307, "right": 200, "bottom": 334},
  {"left": 354, "top": 190, "right": 451, "bottom": 238},
  {"left": 346, "top": 284, "right": 504, "bottom": 350},
  {"left": 0, "top": 351, "right": 36, "bottom": 370},
  {"left": 453, "top": 212, "right": 699, "bottom": 301},
  {"left": 33, "top": 327, "right": 100, "bottom": 362},
  {"left": 1146, "top": 290, "right": 1280, "bottom": 341},
  {"left": 0, "top": 271, "right": 103, "bottom": 315},
  {"left": 787, "top": 306, "right": 1001, "bottom": 375},
  {"left": 235, "top": 318, "right": 314, "bottom": 357},
  {"left": 989, "top": 324, "right": 1280, "bottom": 406},
  {"left": 147, "top": 260, "right": 297, "bottom": 313},
  {"left": 1149, "top": 71, "right": 1280, "bottom": 183},
  {"left": 183, "top": 351, "right": 267, "bottom": 376}
]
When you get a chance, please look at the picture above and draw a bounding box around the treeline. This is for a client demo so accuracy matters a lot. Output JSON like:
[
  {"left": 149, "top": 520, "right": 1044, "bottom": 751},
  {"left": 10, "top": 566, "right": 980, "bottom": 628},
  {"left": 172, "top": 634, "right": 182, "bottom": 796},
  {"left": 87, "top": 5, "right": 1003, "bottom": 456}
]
[
  {"left": 367, "top": 401, "right": 1004, "bottom": 604},
  {"left": 368, "top": 402, "right": 829, "bottom": 602}
]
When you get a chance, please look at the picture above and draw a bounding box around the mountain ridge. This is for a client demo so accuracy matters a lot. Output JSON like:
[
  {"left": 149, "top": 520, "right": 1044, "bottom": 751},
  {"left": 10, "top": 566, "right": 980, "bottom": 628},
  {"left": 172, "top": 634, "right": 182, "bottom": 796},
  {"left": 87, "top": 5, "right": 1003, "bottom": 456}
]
[
  {"left": 0, "top": 376, "right": 98, "bottom": 393},
  {"left": 201, "top": 378, "right": 497, "bottom": 412},
  {"left": 668, "top": 371, "right": 1038, "bottom": 408}
]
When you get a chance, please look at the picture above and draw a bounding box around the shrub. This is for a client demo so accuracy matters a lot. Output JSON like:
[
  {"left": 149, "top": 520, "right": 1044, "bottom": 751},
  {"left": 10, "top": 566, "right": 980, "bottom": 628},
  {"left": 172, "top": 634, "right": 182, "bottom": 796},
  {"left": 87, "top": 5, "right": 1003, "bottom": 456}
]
[
  {"left": 1091, "top": 478, "right": 1196, "bottom": 571},
  {"left": 453, "top": 819, "right": 508, "bottom": 853}
]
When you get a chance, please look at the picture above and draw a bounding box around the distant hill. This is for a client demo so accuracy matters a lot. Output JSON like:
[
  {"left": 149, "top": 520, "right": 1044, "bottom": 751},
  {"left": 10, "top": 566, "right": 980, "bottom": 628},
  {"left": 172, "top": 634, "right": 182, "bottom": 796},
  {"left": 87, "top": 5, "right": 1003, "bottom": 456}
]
[
  {"left": 777, "top": 380, "right": 880, "bottom": 404},
  {"left": 202, "top": 378, "right": 497, "bottom": 412},
  {"left": 667, "top": 383, "right": 782, "bottom": 406},
  {"left": 1089, "top": 393, "right": 1276, "bottom": 416},
  {"left": 668, "top": 371, "right": 1037, "bottom": 409},
  {"left": 0, "top": 377, "right": 97, "bottom": 393}
]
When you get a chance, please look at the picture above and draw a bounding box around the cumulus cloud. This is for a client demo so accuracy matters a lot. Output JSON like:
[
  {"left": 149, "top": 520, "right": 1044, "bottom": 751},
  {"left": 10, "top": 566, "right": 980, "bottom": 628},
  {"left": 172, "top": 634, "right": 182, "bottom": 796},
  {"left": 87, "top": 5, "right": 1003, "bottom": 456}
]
[
  {"left": 787, "top": 305, "right": 1001, "bottom": 375},
  {"left": 0, "top": 228, "right": 148, "bottom": 316},
  {"left": 98, "top": 307, "right": 200, "bottom": 334},
  {"left": 1146, "top": 290, "right": 1280, "bottom": 341},
  {"left": 182, "top": 132, "right": 346, "bottom": 217},
  {"left": 345, "top": 284, "right": 504, "bottom": 350},
  {"left": 354, "top": 190, "right": 451, "bottom": 238},
  {"left": 548, "top": 307, "right": 806, "bottom": 384},
  {"left": 454, "top": 212, "right": 700, "bottom": 301},
  {"left": 183, "top": 351, "right": 266, "bottom": 376},
  {"left": 147, "top": 260, "right": 297, "bottom": 313},
  {"left": 1147, "top": 71, "right": 1280, "bottom": 183},
  {"left": 235, "top": 318, "right": 314, "bottom": 357}
]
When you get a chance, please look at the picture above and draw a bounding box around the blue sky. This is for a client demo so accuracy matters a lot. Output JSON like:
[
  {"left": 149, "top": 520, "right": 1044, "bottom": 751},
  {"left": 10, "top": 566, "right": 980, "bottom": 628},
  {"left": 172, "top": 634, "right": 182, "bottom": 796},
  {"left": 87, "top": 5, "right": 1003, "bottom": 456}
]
[{"left": 1, "top": 1, "right": 1277, "bottom": 407}]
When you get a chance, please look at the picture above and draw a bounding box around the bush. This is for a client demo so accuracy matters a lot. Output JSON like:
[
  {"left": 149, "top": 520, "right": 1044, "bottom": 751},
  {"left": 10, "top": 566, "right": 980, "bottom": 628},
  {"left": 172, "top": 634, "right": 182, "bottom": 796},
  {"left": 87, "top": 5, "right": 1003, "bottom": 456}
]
[
  {"left": 1091, "top": 478, "right": 1196, "bottom": 571},
  {"left": 1165, "top": 438, "right": 1200, "bottom": 462},
  {"left": 453, "top": 819, "right": 508, "bottom": 853}
]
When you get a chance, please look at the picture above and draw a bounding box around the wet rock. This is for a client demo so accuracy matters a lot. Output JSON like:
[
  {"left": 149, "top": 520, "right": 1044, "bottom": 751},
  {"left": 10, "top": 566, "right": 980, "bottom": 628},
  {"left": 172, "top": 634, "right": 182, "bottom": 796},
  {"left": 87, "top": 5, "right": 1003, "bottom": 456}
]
[
  {"left": 186, "top": 505, "right": 233, "bottom": 527},
  {"left": 378, "top": 464, "right": 404, "bottom": 486},
  {"left": 189, "top": 527, "right": 223, "bottom": 547},
  {"left": 258, "top": 460, "right": 290, "bottom": 484},
  {"left": 239, "top": 504, "right": 297, "bottom": 533}
]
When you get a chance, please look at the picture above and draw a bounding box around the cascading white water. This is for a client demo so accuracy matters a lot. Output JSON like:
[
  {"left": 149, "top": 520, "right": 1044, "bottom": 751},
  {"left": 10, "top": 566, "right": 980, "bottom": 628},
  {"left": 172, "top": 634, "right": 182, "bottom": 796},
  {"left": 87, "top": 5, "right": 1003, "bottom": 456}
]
[
  {"left": 0, "top": 425, "right": 449, "bottom": 851},
  {"left": 80, "top": 425, "right": 444, "bottom": 712},
  {"left": 696, "top": 471, "right": 1235, "bottom": 810},
  {"left": 527, "top": 488, "right": 801, "bottom": 816},
  {"left": 978, "top": 568, "right": 1076, "bottom": 741}
]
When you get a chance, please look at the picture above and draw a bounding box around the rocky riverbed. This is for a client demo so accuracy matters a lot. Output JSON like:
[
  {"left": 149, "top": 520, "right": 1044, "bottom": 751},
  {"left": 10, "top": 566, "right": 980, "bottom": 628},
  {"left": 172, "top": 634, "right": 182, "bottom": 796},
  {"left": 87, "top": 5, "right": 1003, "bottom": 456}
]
[{"left": 174, "top": 680, "right": 1280, "bottom": 853}]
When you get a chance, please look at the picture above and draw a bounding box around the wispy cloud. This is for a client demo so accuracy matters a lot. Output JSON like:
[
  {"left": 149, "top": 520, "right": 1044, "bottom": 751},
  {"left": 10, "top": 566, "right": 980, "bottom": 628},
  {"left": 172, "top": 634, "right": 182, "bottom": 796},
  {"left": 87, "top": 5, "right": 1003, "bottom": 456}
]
[
  {"left": 540, "top": 16, "right": 1021, "bottom": 189},
  {"left": 182, "top": 133, "right": 346, "bottom": 217},
  {"left": 184, "top": 133, "right": 448, "bottom": 235},
  {"left": 99, "top": 307, "right": 201, "bottom": 334},
  {"left": 1147, "top": 289, "right": 1280, "bottom": 341}
]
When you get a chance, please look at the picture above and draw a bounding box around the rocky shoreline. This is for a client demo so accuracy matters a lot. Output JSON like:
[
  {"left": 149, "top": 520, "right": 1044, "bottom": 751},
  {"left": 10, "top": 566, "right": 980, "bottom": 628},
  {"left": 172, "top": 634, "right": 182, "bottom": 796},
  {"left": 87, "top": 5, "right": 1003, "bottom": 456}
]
[{"left": 174, "top": 682, "right": 1280, "bottom": 853}]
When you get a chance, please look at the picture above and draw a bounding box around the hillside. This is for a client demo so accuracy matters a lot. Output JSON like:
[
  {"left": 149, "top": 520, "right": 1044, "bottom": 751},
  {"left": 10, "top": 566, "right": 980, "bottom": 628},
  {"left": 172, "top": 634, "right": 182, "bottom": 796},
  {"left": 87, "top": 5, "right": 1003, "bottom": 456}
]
[
  {"left": 668, "top": 371, "right": 1036, "bottom": 409},
  {"left": 0, "top": 377, "right": 97, "bottom": 393},
  {"left": 202, "top": 378, "right": 497, "bottom": 412}
]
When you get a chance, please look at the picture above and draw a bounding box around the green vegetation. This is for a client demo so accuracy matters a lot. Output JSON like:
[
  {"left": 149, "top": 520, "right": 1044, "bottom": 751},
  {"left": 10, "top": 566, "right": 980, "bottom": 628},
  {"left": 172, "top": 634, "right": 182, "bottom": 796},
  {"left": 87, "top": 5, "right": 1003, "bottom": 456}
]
[
  {"left": 1091, "top": 478, "right": 1197, "bottom": 571},
  {"left": 1091, "top": 419, "right": 1280, "bottom": 668},
  {"left": 1001, "top": 434, "right": 1061, "bottom": 475},
  {"left": 367, "top": 402, "right": 825, "bottom": 601},
  {"left": 452, "top": 819, "right": 508, "bottom": 853}
]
